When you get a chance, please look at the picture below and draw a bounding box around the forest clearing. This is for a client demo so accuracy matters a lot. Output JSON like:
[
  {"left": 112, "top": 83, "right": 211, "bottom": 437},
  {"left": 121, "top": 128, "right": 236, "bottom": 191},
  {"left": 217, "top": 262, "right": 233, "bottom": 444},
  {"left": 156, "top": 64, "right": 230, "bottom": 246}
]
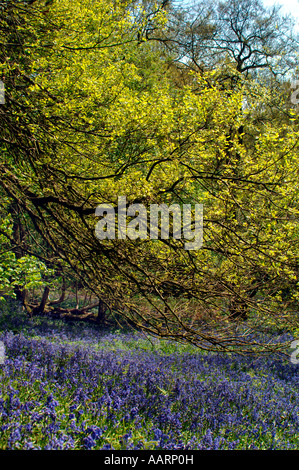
[{"left": 1, "top": 0, "right": 299, "bottom": 453}]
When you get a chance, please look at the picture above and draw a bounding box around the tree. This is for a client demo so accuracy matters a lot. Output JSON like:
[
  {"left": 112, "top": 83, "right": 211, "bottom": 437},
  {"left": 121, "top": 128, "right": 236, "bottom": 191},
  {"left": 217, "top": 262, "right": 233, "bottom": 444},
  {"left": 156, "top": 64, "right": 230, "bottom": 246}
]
[
  {"left": 0, "top": 199, "right": 51, "bottom": 300},
  {"left": 162, "top": 0, "right": 299, "bottom": 78},
  {"left": 1, "top": 0, "right": 299, "bottom": 354}
]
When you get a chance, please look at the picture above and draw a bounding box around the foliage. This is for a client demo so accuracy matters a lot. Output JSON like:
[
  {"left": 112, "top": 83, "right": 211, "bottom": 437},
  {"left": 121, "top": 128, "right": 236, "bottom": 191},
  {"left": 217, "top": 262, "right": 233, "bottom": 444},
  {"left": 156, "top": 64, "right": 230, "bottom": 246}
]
[
  {"left": 0, "top": 0, "right": 299, "bottom": 353},
  {"left": 0, "top": 206, "right": 52, "bottom": 299}
]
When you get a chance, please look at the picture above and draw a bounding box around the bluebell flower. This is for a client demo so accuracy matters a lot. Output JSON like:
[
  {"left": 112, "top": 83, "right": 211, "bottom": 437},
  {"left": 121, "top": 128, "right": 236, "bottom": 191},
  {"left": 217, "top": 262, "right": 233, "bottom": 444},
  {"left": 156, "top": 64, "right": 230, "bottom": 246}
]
[
  {"left": 83, "top": 435, "right": 96, "bottom": 449},
  {"left": 86, "top": 425, "right": 103, "bottom": 440}
]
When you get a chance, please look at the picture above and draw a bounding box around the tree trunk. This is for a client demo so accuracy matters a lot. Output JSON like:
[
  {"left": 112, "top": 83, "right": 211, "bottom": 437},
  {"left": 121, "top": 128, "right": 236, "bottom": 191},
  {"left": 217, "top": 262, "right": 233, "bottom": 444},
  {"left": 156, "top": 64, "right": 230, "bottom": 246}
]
[
  {"left": 97, "top": 299, "right": 106, "bottom": 324},
  {"left": 31, "top": 286, "right": 50, "bottom": 316}
]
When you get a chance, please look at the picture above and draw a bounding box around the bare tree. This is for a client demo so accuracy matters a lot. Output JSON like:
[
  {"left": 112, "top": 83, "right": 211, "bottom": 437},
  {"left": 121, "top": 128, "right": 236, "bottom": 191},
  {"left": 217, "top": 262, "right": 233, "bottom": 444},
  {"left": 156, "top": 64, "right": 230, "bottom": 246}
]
[{"left": 161, "top": 0, "right": 299, "bottom": 79}]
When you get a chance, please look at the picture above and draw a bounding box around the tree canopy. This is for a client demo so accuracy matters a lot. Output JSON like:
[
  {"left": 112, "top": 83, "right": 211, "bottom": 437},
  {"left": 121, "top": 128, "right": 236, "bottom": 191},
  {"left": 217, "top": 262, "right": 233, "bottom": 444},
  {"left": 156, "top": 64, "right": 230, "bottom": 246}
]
[{"left": 1, "top": 0, "right": 299, "bottom": 354}]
